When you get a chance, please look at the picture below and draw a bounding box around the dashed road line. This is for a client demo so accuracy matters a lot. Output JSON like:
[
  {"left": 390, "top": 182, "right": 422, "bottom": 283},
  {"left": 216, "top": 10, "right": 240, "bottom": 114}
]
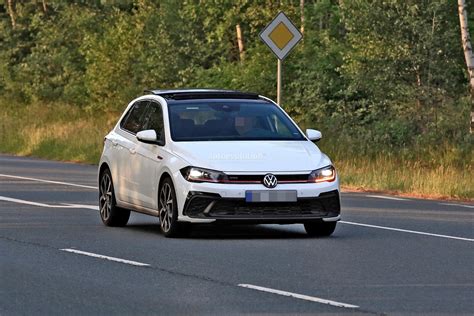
[
  {"left": 0, "top": 173, "right": 97, "bottom": 190},
  {"left": 365, "top": 195, "right": 408, "bottom": 201},
  {"left": 238, "top": 284, "right": 359, "bottom": 309},
  {"left": 60, "top": 248, "right": 150, "bottom": 267},
  {"left": 340, "top": 221, "right": 474, "bottom": 242},
  {"left": 1, "top": 235, "right": 366, "bottom": 310},
  {"left": 60, "top": 249, "right": 360, "bottom": 309}
]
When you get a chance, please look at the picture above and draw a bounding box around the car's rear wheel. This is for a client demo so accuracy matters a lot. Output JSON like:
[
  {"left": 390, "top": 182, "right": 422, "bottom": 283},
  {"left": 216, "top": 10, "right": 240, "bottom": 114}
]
[
  {"left": 99, "top": 169, "right": 130, "bottom": 227},
  {"left": 158, "top": 178, "right": 189, "bottom": 238},
  {"left": 304, "top": 221, "right": 337, "bottom": 237}
]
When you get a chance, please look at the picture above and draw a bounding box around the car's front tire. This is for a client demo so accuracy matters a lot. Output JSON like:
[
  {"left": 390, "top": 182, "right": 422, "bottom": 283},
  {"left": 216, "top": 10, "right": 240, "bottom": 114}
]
[
  {"left": 304, "top": 221, "right": 337, "bottom": 237},
  {"left": 158, "top": 177, "right": 190, "bottom": 238},
  {"left": 99, "top": 169, "right": 130, "bottom": 227}
]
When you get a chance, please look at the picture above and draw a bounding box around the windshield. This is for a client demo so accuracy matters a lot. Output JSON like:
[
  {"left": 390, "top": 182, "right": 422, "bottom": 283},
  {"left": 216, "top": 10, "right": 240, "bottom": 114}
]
[{"left": 168, "top": 100, "right": 305, "bottom": 141}]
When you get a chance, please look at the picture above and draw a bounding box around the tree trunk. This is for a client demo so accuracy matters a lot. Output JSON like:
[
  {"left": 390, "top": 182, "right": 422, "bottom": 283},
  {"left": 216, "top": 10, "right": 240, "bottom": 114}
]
[
  {"left": 458, "top": 0, "right": 474, "bottom": 95},
  {"left": 300, "top": 0, "right": 304, "bottom": 34},
  {"left": 42, "top": 0, "right": 47, "bottom": 13},
  {"left": 236, "top": 24, "right": 245, "bottom": 62},
  {"left": 7, "top": 0, "right": 16, "bottom": 29}
]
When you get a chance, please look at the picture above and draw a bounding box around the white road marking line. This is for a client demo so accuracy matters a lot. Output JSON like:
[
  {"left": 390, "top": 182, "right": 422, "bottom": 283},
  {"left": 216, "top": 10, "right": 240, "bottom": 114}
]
[
  {"left": 0, "top": 173, "right": 97, "bottom": 190},
  {"left": 340, "top": 221, "right": 474, "bottom": 242},
  {"left": 439, "top": 203, "right": 474, "bottom": 209},
  {"left": 365, "top": 195, "right": 408, "bottom": 201},
  {"left": 60, "top": 249, "right": 150, "bottom": 267},
  {"left": 0, "top": 196, "right": 99, "bottom": 211},
  {"left": 238, "top": 284, "right": 359, "bottom": 309},
  {"left": 0, "top": 196, "right": 67, "bottom": 208},
  {"left": 0, "top": 196, "right": 51, "bottom": 208},
  {"left": 62, "top": 203, "right": 99, "bottom": 211}
]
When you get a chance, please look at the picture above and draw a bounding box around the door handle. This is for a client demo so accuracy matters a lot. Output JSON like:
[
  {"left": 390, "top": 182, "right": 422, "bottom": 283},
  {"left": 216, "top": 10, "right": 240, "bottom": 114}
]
[
  {"left": 129, "top": 148, "right": 136, "bottom": 154},
  {"left": 111, "top": 140, "right": 118, "bottom": 147}
]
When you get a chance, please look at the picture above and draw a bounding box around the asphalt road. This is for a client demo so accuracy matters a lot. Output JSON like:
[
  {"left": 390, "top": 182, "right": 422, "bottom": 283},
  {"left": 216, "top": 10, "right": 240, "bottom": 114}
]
[{"left": 1, "top": 154, "right": 473, "bottom": 315}]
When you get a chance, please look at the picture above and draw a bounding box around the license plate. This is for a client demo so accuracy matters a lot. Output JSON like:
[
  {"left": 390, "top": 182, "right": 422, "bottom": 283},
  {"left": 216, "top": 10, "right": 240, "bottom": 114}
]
[{"left": 245, "top": 190, "right": 297, "bottom": 202}]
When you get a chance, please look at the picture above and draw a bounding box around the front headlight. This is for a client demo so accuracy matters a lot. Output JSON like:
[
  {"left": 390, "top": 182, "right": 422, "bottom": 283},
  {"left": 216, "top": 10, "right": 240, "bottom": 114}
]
[
  {"left": 180, "top": 166, "right": 228, "bottom": 183},
  {"left": 308, "top": 165, "right": 336, "bottom": 183}
]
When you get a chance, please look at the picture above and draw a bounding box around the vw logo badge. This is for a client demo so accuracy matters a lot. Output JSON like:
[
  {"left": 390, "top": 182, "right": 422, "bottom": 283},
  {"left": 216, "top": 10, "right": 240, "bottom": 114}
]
[{"left": 263, "top": 173, "right": 278, "bottom": 188}]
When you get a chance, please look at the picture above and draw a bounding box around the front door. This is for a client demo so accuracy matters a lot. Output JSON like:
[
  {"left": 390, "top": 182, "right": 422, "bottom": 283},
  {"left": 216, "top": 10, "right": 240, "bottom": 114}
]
[
  {"left": 115, "top": 100, "right": 149, "bottom": 204},
  {"left": 129, "top": 100, "right": 166, "bottom": 209}
]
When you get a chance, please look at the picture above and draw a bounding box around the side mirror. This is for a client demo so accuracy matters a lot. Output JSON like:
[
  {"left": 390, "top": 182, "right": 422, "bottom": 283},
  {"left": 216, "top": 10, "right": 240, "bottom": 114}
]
[
  {"left": 136, "top": 129, "right": 161, "bottom": 145},
  {"left": 306, "top": 129, "right": 322, "bottom": 142}
]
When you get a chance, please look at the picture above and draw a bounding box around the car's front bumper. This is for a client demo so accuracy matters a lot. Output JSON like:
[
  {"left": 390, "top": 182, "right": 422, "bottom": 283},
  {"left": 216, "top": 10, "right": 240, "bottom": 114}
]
[
  {"left": 181, "top": 189, "right": 340, "bottom": 224},
  {"left": 173, "top": 173, "right": 340, "bottom": 223}
]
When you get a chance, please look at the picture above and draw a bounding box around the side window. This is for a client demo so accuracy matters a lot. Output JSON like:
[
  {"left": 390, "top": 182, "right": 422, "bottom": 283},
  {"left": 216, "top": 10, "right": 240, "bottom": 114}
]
[
  {"left": 120, "top": 101, "right": 149, "bottom": 134},
  {"left": 144, "top": 101, "right": 165, "bottom": 141}
]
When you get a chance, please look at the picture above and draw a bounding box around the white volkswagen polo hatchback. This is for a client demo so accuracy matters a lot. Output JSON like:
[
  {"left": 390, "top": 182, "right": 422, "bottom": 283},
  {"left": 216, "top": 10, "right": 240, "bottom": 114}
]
[{"left": 98, "top": 89, "right": 341, "bottom": 237}]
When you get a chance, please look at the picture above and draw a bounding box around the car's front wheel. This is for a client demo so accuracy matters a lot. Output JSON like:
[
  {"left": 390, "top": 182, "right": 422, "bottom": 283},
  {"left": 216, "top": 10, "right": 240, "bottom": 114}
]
[
  {"left": 99, "top": 169, "right": 130, "bottom": 227},
  {"left": 158, "top": 178, "right": 189, "bottom": 238},
  {"left": 304, "top": 221, "right": 337, "bottom": 237}
]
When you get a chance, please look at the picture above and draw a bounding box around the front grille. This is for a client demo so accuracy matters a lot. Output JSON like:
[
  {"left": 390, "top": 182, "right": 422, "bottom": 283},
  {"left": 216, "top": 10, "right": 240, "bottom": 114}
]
[
  {"left": 209, "top": 200, "right": 328, "bottom": 218},
  {"left": 184, "top": 190, "right": 340, "bottom": 220},
  {"left": 225, "top": 173, "right": 310, "bottom": 184}
]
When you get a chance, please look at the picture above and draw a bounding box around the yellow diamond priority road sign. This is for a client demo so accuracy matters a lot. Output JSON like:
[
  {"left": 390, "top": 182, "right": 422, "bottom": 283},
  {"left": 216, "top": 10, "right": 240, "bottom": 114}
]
[{"left": 260, "top": 12, "right": 302, "bottom": 60}]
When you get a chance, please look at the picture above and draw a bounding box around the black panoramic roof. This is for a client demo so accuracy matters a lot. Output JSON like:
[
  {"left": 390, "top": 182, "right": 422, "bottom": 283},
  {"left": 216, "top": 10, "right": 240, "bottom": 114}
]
[{"left": 144, "top": 88, "right": 260, "bottom": 101}]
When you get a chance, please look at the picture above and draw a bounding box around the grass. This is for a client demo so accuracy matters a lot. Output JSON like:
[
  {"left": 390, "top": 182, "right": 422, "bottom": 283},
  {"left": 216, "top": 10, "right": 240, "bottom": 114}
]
[
  {"left": 0, "top": 102, "right": 118, "bottom": 164},
  {"left": 1, "top": 102, "right": 472, "bottom": 200},
  {"left": 334, "top": 155, "right": 473, "bottom": 200}
]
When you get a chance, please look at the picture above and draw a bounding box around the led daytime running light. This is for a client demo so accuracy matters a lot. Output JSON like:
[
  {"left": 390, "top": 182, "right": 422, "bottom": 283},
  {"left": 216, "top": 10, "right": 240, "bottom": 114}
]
[
  {"left": 181, "top": 167, "right": 227, "bottom": 183},
  {"left": 310, "top": 166, "right": 336, "bottom": 183}
]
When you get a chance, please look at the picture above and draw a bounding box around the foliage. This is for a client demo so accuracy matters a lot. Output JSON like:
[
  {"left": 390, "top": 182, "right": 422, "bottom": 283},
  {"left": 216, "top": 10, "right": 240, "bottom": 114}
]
[{"left": 0, "top": 0, "right": 472, "bottom": 197}]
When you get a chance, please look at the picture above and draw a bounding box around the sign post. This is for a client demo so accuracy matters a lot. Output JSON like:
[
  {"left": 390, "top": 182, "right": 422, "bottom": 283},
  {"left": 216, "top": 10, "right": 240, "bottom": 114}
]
[
  {"left": 277, "top": 59, "right": 282, "bottom": 104},
  {"left": 260, "top": 12, "right": 302, "bottom": 105}
]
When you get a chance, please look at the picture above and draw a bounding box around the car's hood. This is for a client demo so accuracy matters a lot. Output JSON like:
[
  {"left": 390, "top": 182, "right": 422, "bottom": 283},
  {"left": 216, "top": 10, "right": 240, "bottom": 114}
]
[{"left": 171, "top": 141, "right": 330, "bottom": 172}]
